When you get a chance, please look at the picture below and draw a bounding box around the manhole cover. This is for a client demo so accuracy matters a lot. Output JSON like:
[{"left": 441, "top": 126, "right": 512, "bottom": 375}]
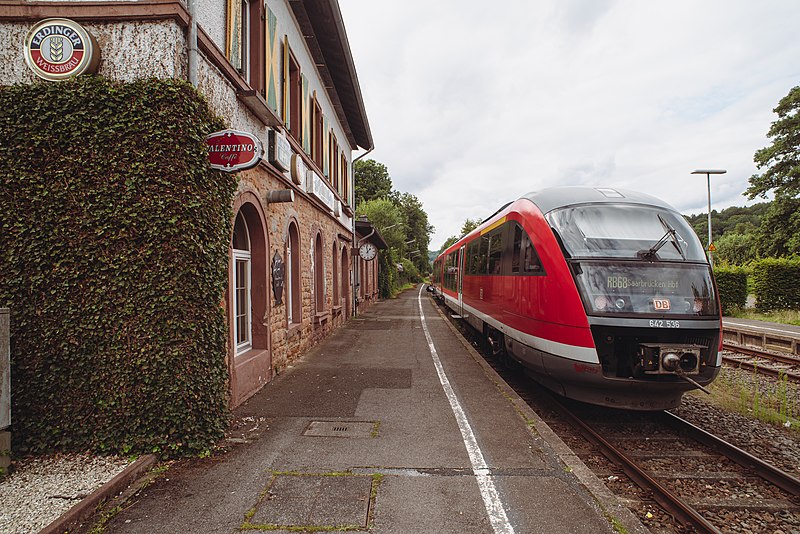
[
  {"left": 303, "top": 420, "right": 377, "bottom": 438},
  {"left": 246, "top": 473, "right": 376, "bottom": 529}
]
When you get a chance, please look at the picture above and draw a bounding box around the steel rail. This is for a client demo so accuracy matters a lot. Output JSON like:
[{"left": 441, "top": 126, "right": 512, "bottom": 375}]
[
  {"left": 723, "top": 343, "right": 800, "bottom": 366},
  {"left": 659, "top": 411, "right": 800, "bottom": 497},
  {"left": 548, "top": 396, "right": 723, "bottom": 534},
  {"left": 721, "top": 345, "right": 800, "bottom": 383}
]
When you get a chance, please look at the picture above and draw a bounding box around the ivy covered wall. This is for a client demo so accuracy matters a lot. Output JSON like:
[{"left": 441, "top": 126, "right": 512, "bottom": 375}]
[{"left": 0, "top": 77, "right": 237, "bottom": 456}]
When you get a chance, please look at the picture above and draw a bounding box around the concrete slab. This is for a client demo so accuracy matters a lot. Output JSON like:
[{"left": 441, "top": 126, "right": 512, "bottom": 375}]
[{"left": 247, "top": 473, "right": 375, "bottom": 529}]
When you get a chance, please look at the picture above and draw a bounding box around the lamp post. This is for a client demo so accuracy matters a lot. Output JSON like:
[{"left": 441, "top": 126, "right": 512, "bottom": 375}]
[{"left": 691, "top": 169, "right": 726, "bottom": 266}]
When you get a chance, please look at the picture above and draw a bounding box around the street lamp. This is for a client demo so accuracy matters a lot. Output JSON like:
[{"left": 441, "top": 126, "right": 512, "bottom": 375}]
[{"left": 691, "top": 169, "right": 726, "bottom": 265}]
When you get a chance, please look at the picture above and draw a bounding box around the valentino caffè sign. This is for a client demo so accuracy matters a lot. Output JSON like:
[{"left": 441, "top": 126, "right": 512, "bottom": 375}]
[{"left": 24, "top": 18, "right": 100, "bottom": 81}]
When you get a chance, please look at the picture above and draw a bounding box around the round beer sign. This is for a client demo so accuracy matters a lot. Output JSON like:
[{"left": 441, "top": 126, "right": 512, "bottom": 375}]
[{"left": 24, "top": 18, "right": 100, "bottom": 81}]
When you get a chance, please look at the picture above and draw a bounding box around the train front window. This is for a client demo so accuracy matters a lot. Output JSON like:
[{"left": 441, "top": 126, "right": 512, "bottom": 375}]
[
  {"left": 546, "top": 204, "right": 706, "bottom": 261},
  {"left": 573, "top": 262, "right": 718, "bottom": 317}
]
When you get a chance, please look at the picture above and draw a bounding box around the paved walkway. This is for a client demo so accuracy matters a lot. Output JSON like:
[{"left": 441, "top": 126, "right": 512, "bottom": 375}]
[{"left": 104, "top": 286, "right": 645, "bottom": 533}]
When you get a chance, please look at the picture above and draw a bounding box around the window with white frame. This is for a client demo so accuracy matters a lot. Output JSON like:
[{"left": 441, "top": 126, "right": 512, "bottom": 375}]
[{"left": 232, "top": 212, "right": 252, "bottom": 352}]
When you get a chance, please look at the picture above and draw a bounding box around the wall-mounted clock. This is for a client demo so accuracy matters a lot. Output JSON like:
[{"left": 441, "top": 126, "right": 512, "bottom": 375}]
[{"left": 359, "top": 242, "right": 377, "bottom": 261}]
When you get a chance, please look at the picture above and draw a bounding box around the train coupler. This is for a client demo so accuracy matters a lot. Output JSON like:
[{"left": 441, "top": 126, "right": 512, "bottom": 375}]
[{"left": 638, "top": 343, "right": 706, "bottom": 375}]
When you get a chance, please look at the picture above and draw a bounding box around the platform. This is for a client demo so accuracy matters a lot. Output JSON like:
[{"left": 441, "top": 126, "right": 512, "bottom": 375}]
[{"left": 104, "top": 286, "right": 647, "bottom": 533}]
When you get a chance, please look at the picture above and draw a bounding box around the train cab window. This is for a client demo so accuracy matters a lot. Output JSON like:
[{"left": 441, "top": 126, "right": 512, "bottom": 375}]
[{"left": 512, "top": 223, "right": 544, "bottom": 275}]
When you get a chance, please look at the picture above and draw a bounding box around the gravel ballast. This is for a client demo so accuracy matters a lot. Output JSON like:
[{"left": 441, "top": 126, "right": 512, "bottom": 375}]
[{"left": 0, "top": 453, "right": 130, "bottom": 534}]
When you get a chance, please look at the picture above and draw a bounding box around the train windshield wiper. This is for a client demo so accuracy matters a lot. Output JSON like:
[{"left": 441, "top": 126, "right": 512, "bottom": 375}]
[{"left": 637, "top": 214, "right": 685, "bottom": 261}]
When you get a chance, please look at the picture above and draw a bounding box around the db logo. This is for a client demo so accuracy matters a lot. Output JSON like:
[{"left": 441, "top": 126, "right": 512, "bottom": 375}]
[
  {"left": 24, "top": 18, "right": 100, "bottom": 81},
  {"left": 653, "top": 299, "right": 671, "bottom": 311}
]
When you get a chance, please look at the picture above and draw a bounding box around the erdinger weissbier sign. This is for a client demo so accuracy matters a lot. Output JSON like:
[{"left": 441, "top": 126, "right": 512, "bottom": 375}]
[
  {"left": 24, "top": 18, "right": 100, "bottom": 81},
  {"left": 206, "top": 130, "right": 263, "bottom": 172}
]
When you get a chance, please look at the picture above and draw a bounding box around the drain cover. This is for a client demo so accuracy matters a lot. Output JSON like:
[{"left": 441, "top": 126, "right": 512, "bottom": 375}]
[{"left": 303, "top": 420, "right": 377, "bottom": 438}]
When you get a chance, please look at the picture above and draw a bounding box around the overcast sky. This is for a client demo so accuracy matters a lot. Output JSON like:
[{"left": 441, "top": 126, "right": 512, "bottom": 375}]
[{"left": 338, "top": 0, "right": 800, "bottom": 250}]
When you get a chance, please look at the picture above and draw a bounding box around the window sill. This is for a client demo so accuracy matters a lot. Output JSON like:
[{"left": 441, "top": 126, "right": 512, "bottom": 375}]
[
  {"left": 287, "top": 322, "right": 302, "bottom": 337},
  {"left": 314, "top": 311, "right": 331, "bottom": 325},
  {"left": 234, "top": 347, "right": 269, "bottom": 365},
  {"left": 332, "top": 305, "right": 342, "bottom": 317}
]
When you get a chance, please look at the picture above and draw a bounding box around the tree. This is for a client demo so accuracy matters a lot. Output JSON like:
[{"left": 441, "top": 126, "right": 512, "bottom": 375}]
[
  {"left": 396, "top": 192, "right": 434, "bottom": 273},
  {"left": 714, "top": 232, "right": 757, "bottom": 266},
  {"left": 354, "top": 159, "right": 393, "bottom": 206},
  {"left": 747, "top": 85, "right": 800, "bottom": 200},
  {"left": 460, "top": 218, "right": 480, "bottom": 237},
  {"left": 753, "top": 195, "right": 800, "bottom": 258}
]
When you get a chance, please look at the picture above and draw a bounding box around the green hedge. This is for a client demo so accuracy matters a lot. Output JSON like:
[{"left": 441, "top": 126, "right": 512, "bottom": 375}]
[
  {"left": 0, "top": 77, "right": 236, "bottom": 456},
  {"left": 751, "top": 258, "right": 800, "bottom": 311},
  {"left": 713, "top": 266, "right": 748, "bottom": 314}
]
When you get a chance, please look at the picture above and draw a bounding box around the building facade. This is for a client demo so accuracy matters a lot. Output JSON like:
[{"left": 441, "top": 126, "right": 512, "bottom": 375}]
[{"left": 0, "top": 0, "right": 375, "bottom": 407}]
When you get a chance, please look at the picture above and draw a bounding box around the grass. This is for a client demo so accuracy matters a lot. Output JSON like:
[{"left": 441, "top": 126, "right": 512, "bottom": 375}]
[
  {"left": 726, "top": 307, "right": 800, "bottom": 326},
  {"left": 698, "top": 366, "right": 800, "bottom": 432}
]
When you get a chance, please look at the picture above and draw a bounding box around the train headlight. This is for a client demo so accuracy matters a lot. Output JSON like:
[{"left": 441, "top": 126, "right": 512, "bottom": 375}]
[
  {"left": 614, "top": 298, "right": 626, "bottom": 310},
  {"left": 594, "top": 295, "right": 608, "bottom": 310}
]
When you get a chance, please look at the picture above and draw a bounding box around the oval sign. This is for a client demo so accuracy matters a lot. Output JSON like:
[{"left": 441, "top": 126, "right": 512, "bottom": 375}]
[
  {"left": 206, "top": 129, "right": 264, "bottom": 172},
  {"left": 24, "top": 18, "right": 100, "bottom": 81}
]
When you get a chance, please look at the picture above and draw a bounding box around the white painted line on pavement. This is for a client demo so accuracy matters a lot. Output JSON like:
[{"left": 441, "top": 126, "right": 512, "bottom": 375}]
[{"left": 417, "top": 286, "right": 515, "bottom": 534}]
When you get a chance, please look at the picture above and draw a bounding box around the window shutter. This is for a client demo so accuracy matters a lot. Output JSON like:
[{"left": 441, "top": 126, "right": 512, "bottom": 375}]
[
  {"left": 302, "top": 74, "right": 311, "bottom": 154},
  {"left": 265, "top": 8, "right": 279, "bottom": 113},
  {"left": 282, "top": 36, "right": 289, "bottom": 128},
  {"left": 323, "top": 117, "right": 330, "bottom": 177}
]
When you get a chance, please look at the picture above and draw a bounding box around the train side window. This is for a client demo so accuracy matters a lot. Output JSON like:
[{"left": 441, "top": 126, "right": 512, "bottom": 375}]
[
  {"left": 487, "top": 228, "right": 504, "bottom": 274},
  {"left": 512, "top": 223, "right": 544, "bottom": 275},
  {"left": 478, "top": 234, "right": 489, "bottom": 275},
  {"left": 466, "top": 239, "right": 479, "bottom": 275}
]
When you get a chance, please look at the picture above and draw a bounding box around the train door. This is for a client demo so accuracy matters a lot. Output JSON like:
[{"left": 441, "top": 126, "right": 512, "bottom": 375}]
[{"left": 458, "top": 245, "right": 465, "bottom": 316}]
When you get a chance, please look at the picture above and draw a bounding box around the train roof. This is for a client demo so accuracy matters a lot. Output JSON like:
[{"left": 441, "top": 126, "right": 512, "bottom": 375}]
[{"left": 521, "top": 186, "right": 677, "bottom": 214}]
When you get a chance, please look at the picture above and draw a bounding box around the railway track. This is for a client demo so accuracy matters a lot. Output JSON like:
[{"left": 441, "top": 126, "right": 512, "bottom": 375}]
[
  {"left": 545, "top": 397, "right": 800, "bottom": 533},
  {"left": 722, "top": 342, "right": 800, "bottom": 383}
]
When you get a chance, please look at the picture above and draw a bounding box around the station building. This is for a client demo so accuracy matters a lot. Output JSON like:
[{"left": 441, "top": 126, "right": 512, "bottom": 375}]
[{"left": 0, "top": 0, "right": 378, "bottom": 407}]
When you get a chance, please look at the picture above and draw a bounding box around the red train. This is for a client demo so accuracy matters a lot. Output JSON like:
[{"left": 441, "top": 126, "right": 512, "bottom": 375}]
[{"left": 430, "top": 186, "right": 722, "bottom": 410}]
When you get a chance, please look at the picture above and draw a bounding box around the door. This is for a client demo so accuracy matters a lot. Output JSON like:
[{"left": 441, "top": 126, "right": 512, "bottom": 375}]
[{"left": 458, "top": 245, "right": 465, "bottom": 317}]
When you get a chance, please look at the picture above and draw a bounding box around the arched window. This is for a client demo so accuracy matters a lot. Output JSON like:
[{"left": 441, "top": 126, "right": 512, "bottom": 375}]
[
  {"left": 314, "top": 232, "right": 325, "bottom": 312},
  {"left": 332, "top": 241, "right": 339, "bottom": 306},
  {"left": 287, "top": 221, "right": 301, "bottom": 324},
  {"left": 232, "top": 212, "right": 251, "bottom": 352}
]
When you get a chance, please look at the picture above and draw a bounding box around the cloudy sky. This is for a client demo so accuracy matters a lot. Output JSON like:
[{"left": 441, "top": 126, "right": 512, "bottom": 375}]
[{"left": 338, "top": 0, "right": 800, "bottom": 250}]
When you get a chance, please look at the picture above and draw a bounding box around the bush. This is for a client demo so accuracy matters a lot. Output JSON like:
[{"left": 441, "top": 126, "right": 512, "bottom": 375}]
[
  {"left": 0, "top": 77, "right": 236, "bottom": 456},
  {"left": 751, "top": 258, "right": 800, "bottom": 311},
  {"left": 713, "top": 266, "right": 748, "bottom": 314}
]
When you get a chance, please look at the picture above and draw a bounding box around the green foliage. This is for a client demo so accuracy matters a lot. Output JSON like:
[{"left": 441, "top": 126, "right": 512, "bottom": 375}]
[
  {"left": 395, "top": 192, "right": 433, "bottom": 274},
  {"left": 684, "top": 202, "right": 769, "bottom": 247},
  {"left": 0, "top": 76, "right": 236, "bottom": 456},
  {"left": 460, "top": 218, "right": 481, "bottom": 237},
  {"left": 753, "top": 196, "right": 800, "bottom": 258},
  {"left": 713, "top": 232, "right": 757, "bottom": 266},
  {"left": 353, "top": 159, "right": 392, "bottom": 206},
  {"left": 751, "top": 257, "right": 800, "bottom": 311},
  {"left": 747, "top": 85, "right": 800, "bottom": 200},
  {"left": 713, "top": 266, "right": 748, "bottom": 314},
  {"left": 397, "top": 258, "right": 422, "bottom": 286}
]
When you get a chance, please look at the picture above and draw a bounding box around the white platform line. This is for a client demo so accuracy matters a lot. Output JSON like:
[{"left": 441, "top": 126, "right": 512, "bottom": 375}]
[{"left": 417, "top": 287, "right": 515, "bottom": 534}]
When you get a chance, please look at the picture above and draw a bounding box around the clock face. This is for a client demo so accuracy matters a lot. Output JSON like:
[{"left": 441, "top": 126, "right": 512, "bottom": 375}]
[{"left": 359, "top": 242, "right": 377, "bottom": 261}]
